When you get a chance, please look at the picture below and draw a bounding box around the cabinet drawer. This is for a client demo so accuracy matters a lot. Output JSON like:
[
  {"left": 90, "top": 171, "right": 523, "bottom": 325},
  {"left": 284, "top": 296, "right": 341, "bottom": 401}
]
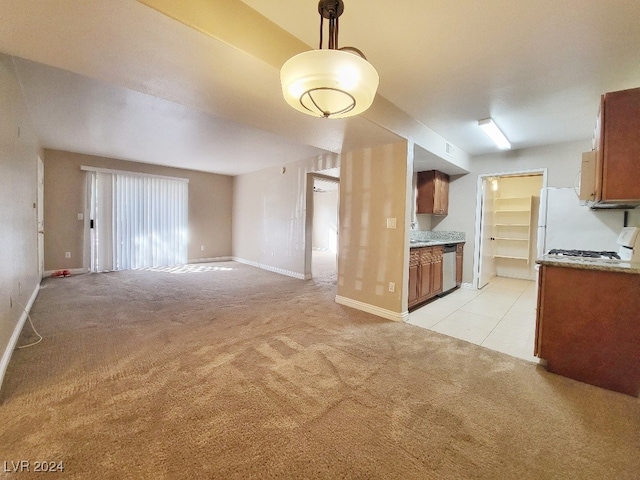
[{"left": 410, "top": 250, "right": 420, "bottom": 267}]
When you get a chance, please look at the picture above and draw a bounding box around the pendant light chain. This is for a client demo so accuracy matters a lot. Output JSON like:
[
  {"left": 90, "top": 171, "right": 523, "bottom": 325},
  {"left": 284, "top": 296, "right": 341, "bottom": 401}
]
[{"left": 319, "top": 1, "right": 340, "bottom": 50}]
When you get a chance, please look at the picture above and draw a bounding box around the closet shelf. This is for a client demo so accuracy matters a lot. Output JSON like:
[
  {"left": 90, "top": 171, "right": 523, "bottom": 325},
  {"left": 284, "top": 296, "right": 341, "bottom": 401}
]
[{"left": 492, "top": 195, "right": 533, "bottom": 265}]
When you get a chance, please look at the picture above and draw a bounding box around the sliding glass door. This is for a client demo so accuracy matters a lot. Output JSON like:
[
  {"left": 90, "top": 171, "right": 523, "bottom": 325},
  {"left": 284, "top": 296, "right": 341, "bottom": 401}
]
[{"left": 88, "top": 169, "right": 188, "bottom": 272}]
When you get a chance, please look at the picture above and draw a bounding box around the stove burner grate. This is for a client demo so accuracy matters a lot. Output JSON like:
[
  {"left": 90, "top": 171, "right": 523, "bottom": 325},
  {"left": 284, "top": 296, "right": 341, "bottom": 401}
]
[{"left": 548, "top": 249, "right": 621, "bottom": 259}]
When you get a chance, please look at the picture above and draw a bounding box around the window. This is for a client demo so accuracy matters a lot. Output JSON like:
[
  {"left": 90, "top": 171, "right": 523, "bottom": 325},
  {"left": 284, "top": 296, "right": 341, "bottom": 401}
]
[{"left": 85, "top": 167, "right": 188, "bottom": 272}]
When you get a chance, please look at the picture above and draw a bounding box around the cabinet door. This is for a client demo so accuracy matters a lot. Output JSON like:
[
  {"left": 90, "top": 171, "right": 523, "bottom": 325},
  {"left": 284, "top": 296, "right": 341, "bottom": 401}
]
[
  {"left": 431, "top": 246, "right": 443, "bottom": 295},
  {"left": 416, "top": 171, "right": 435, "bottom": 214},
  {"left": 434, "top": 171, "right": 449, "bottom": 215},
  {"left": 416, "top": 170, "right": 449, "bottom": 215},
  {"left": 419, "top": 248, "right": 433, "bottom": 301},
  {"left": 456, "top": 244, "right": 464, "bottom": 286},
  {"left": 601, "top": 87, "right": 640, "bottom": 201},
  {"left": 408, "top": 250, "right": 420, "bottom": 307}
]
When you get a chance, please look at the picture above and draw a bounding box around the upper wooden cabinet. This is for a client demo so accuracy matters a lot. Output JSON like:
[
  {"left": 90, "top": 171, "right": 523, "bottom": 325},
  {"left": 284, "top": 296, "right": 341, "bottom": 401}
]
[
  {"left": 417, "top": 170, "right": 449, "bottom": 215},
  {"left": 591, "top": 87, "right": 640, "bottom": 205}
]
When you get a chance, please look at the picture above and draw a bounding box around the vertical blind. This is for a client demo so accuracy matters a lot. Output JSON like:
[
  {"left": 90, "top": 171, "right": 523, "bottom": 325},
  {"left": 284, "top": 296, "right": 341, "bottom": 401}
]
[{"left": 90, "top": 169, "right": 188, "bottom": 271}]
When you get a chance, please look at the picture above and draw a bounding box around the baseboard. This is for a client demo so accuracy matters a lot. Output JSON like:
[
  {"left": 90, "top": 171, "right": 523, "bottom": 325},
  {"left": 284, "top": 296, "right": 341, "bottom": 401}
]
[
  {"left": 0, "top": 283, "right": 40, "bottom": 390},
  {"left": 188, "top": 256, "right": 232, "bottom": 264},
  {"left": 232, "top": 257, "right": 306, "bottom": 280},
  {"left": 335, "top": 295, "right": 407, "bottom": 322},
  {"left": 44, "top": 267, "right": 86, "bottom": 277}
]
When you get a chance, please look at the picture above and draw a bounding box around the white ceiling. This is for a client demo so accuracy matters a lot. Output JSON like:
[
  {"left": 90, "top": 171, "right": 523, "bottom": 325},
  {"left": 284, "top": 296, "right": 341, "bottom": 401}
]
[{"left": 1, "top": 0, "right": 639, "bottom": 176}]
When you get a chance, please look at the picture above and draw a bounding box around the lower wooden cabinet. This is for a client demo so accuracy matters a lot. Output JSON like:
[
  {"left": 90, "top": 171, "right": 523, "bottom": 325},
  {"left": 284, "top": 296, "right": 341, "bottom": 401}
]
[
  {"left": 535, "top": 264, "right": 640, "bottom": 397},
  {"left": 431, "top": 247, "right": 443, "bottom": 297},
  {"left": 409, "top": 245, "right": 444, "bottom": 309},
  {"left": 408, "top": 250, "right": 420, "bottom": 307}
]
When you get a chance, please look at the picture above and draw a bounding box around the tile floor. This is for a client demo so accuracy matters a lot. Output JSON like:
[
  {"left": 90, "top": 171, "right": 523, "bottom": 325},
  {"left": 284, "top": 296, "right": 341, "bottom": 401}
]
[{"left": 407, "top": 276, "right": 540, "bottom": 363}]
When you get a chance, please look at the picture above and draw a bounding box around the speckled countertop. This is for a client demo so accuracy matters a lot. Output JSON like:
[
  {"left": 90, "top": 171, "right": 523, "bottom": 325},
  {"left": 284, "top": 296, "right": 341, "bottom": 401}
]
[
  {"left": 536, "top": 255, "right": 640, "bottom": 274},
  {"left": 409, "top": 231, "right": 466, "bottom": 248},
  {"left": 410, "top": 240, "right": 464, "bottom": 248}
]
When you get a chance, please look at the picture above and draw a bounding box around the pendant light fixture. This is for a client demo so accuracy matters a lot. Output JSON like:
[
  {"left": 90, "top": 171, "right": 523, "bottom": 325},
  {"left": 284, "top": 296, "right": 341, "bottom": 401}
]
[{"left": 280, "top": 0, "right": 379, "bottom": 119}]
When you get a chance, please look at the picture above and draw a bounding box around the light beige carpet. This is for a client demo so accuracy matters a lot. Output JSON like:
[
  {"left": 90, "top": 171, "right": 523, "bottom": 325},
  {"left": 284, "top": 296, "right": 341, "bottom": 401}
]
[{"left": 1, "top": 261, "right": 638, "bottom": 479}]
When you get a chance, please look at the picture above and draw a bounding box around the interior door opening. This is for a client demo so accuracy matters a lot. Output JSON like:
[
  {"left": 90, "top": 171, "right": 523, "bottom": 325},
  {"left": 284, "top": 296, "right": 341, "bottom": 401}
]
[
  {"left": 475, "top": 170, "right": 546, "bottom": 289},
  {"left": 305, "top": 170, "right": 340, "bottom": 282}
]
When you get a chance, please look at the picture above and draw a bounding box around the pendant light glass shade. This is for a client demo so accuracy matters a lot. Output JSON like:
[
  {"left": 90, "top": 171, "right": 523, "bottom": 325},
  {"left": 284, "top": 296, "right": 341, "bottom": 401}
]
[{"left": 281, "top": 49, "right": 379, "bottom": 118}]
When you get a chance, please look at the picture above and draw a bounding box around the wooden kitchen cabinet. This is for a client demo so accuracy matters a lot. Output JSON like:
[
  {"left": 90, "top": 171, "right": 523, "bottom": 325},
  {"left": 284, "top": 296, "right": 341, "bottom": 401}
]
[
  {"left": 431, "top": 246, "right": 443, "bottom": 296},
  {"left": 591, "top": 87, "right": 640, "bottom": 204},
  {"left": 535, "top": 264, "right": 640, "bottom": 397},
  {"left": 408, "top": 250, "right": 420, "bottom": 308},
  {"left": 456, "top": 243, "right": 464, "bottom": 286},
  {"left": 418, "top": 249, "right": 434, "bottom": 303},
  {"left": 409, "top": 245, "right": 444, "bottom": 308},
  {"left": 417, "top": 170, "right": 449, "bottom": 215}
]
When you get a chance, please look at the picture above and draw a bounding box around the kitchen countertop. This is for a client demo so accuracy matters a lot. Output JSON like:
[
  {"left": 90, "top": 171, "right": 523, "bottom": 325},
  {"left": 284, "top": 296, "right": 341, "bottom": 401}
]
[
  {"left": 536, "top": 255, "right": 640, "bottom": 274},
  {"left": 410, "top": 239, "right": 465, "bottom": 248}
]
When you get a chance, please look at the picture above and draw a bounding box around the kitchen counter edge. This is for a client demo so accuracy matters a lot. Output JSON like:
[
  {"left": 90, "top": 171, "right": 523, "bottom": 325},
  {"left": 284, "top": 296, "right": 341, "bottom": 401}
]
[
  {"left": 536, "top": 255, "right": 640, "bottom": 274},
  {"left": 410, "top": 240, "right": 465, "bottom": 248}
]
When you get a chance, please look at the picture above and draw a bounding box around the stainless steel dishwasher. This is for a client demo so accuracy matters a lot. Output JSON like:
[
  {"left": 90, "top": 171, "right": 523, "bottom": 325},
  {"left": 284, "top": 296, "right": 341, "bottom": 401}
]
[{"left": 441, "top": 244, "right": 457, "bottom": 294}]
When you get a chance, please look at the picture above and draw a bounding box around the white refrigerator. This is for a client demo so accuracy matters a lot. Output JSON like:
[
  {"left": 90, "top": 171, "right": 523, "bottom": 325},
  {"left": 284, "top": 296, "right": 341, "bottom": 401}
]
[{"left": 536, "top": 187, "right": 625, "bottom": 258}]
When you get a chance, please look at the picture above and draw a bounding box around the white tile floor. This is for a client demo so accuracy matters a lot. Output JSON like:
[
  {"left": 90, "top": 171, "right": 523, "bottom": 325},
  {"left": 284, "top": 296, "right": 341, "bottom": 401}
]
[{"left": 407, "top": 277, "right": 540, "bottom": 363}]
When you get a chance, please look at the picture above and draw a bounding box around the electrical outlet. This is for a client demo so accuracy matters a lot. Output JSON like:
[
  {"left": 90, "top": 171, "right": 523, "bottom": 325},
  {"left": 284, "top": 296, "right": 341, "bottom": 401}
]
[
  {"left": 386, "top": 218, "right": 397, "bottom": 229},
  {"left": 200, "top": 245, "right": 205, "bottom": 251},
  {"left": 77, "top": 213, "right": 84, "bottom": 220},
  {"left": 65, "top": 251, "right": 71, "bottom": 258},
  {"left": 388, "top": 282, "right": 395, "bottom": 293}
]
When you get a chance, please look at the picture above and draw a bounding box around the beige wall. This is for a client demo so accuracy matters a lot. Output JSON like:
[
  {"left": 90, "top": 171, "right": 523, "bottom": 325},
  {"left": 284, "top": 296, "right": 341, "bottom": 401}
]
[
  {"left": 337, "top": 141, "right": 410, "bottom": 315},
  {"left": 233, "top": 141, "right": 410, "bottom": 317},
  {"left": 433, "top": 140, "right": 593, "bottom": 285},
  {"left": 43, "top": 150, "right": 233, "bottom": 271},
  {"left": 232, "top": 152, "right": 340, "bottom": 277},
  {"left": 0, "top": 53, "right": 41, "bottom": 385}
]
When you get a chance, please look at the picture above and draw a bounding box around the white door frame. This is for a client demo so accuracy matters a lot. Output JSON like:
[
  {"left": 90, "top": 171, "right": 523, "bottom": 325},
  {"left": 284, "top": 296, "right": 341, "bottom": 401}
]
[
  {"left": 473, "top": 168, "right": 548, "bottom": 289},
  {"left": 37, "top": 156, "right": 44, "bottom": 279}
]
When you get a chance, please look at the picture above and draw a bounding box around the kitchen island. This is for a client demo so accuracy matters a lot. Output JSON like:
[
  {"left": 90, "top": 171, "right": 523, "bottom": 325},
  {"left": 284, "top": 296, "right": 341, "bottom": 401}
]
[{"left": 535, "top": 255, "right": 640, "bottom": 396}]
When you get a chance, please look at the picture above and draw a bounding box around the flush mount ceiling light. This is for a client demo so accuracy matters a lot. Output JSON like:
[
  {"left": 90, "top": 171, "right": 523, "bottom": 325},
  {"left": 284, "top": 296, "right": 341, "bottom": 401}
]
[
  {"left": 478, "top": 118, "right": 511, "bottom": 150},
  {"left": 280, "top": 0, "right": 379, "bottom": 119}
]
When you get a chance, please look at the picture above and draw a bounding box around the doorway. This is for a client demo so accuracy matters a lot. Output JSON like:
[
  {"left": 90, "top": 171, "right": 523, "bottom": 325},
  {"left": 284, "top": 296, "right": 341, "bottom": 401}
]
[
  {"left": 474, "top": 169, "right": 546, "bottom": 289},
  {"left": 305, "top": 171, "right": 339, "bottom": 281},
  {"left": 37, "top": 156, "right": 44, "bottom": 279}
]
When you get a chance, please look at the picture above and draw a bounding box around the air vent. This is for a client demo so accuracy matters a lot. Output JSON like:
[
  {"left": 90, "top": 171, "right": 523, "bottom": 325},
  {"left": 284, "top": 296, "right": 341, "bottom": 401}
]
[{"left": 445, "top": 142, "right": 455, "bottom": 156}]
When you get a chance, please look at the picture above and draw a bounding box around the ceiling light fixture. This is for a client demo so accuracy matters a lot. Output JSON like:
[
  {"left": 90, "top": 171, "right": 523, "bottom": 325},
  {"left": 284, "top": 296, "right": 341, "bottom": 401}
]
[
  {"left": 478, "top": 118, "right": 511, "bottom": 150},
  {"left": 280, "top": 0, "right": 379, "bottom": 119}
]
